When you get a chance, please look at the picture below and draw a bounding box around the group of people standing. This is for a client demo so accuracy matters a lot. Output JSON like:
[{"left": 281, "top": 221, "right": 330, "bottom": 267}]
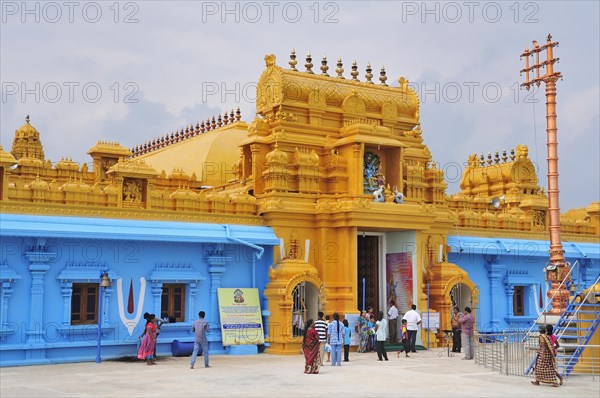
[
  {"left": 303, "top": 303, "right": 428, "bottom": 373},
  {"left": 302, "top": 312, "right": 351, "bottom": 374},
  {"left": 137, "top": 310, "right": 210, "bottom": 369},
  {"left": 137, "top": 312, "right": 160, "bottom": 365},
  {"left": 450, "top": 306, "right": 475, "bottom": 360}
]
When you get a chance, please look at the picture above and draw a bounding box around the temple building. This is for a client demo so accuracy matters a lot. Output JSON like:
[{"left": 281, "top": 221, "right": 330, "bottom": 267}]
[{"left": 0, "top": 53, "right": 598, "bottom": 365}]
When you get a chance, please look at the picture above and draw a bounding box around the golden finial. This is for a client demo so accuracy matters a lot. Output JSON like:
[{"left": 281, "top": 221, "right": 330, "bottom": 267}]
[
  {"left": 289, "top": 49, "right": 298, "bottom": 71},
  {"left": 217, "top": 114, "right": 223, "bottom": 127},
  {"left": 379, "top": 66, "right": 388, "bottom": 86},
  {"left": 510, "top": 148, "right": 516, "bottom": 161},
  {"left": 479, "top": 154, "right": 485, "bottom": 167},
  {"left": 235, "top": 107, "right": 241, "bottom": 121},
  {"left": 351, "top": 60, "right": 359, "bottom": 81},
  {"left": 305, "top": 52, "right": 314, "bottom": 74},
  {"left": 365, "top": 63, "right": 373, "bottom": 84},
  {"left": 494, "top": 151, "right": 500, "bottom": 164},
  {"left": 398, "top": 76, "right": 409, "bottom": 91},
  {"left": 502, "top": 149, "right": 508, "bottom": 162},
  {"left": 336, "top": 58, "right": 344, "bottom": 79},
  {"left": 223, "top": 112, "right": 229, "bottom": 125},
  {"left": 25, "top": 114, "right": 31, "bottom": 124},
  {"left": 320, "top": 55, "right": 329, "bottom": 76},
  {"left": 230, "top": 109, "right": 235, "bottom": 122},
  {"left": 487, "top": 152, "right": 492, "bottom": 165}
]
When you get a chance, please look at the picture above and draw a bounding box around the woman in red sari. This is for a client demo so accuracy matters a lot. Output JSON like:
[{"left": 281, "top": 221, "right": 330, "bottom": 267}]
[
  {"left": 302, "top": 319, "right": 320, "bottom": 374},
  {"left": 531, "top": 325, "right": 559, "bottom": 387},
  {"left": 137, "top": 313, "right": 157, "bottom": 365}
]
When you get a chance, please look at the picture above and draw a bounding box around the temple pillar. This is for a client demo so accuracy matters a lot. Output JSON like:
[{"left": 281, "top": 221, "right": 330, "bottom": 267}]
[
  {"left": 24, "top": 238, "right": 56, "bottom": 361},
  {"left": 485, "top": 256, "right": 505, "bottom": 331},
  {"left": 206, "top": 244, "right": 230, "bottom": 334}
]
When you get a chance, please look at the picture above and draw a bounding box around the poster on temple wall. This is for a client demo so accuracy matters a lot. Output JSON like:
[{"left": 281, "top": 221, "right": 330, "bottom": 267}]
[
  {"left": 385, "top": 253, "right": 413, "bottom": 314},
  {"left": 217, "top": 288, "right": 264, "bottom": 346}
]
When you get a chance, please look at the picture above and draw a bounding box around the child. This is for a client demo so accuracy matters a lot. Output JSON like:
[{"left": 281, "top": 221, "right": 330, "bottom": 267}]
[
  {"left": 397, "top": 319, "right": 410, "bottom": 358},
  {"left": 342, "top": 319, "right": 351, "bottom": 362},
  {"left": 368, "top": 314, "right": 376, "bottom": 352},
  {"left": 325, "top": 315, "right": 331, "bottom": 362},
  {"left": 546, "top": 324, "right": 563, "bottom": 385}
]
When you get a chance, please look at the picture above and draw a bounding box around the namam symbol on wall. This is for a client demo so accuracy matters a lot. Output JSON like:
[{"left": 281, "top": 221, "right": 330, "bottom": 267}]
[{"left": 117, "top": 277, "right": 147, "bottom": 335}]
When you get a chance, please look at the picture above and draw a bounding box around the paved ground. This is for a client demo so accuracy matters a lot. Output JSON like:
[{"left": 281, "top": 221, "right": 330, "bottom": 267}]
[{"left": 1, "top": 349, "right": 598, "bottom": 397}]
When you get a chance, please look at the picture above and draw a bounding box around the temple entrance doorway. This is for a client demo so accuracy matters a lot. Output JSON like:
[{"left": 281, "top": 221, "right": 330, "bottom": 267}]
[
  {"left": 357, "top": 234, "right": 380, "bottom": 315},
  {"left": 450, "top": 282, "right": 473, "bottom": 316},
  {"left": 291, "top": 281, "right": 320, "bottom": 337}
]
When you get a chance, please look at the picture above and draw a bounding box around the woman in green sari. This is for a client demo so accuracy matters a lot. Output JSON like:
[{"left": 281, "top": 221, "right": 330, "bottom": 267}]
[{"left": 357, "top": 311, "right": 369, "bottom": 353}]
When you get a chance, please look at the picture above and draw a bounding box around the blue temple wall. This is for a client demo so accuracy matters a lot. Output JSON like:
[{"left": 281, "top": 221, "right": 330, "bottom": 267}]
[
  {"left": 447, "top": 235, "right": 600, "bottom": 333},
  {"left": 0, "top": 214, "right": 278, "bottom": 366}
]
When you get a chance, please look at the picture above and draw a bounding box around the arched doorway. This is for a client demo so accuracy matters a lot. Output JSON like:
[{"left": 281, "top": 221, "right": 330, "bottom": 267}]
[
  {"left": 291, "top": 281, "right": 321, "bottom": 337},
  {"left": 450, "top": 282, "right": 473, "bottom": 315}
]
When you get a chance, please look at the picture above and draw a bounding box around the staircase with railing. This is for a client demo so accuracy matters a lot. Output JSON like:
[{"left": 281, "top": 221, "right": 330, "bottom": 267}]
[
  {"left": 525, "top": 272, "right": 600, "bottom": 377},
  {"left": 555, "top": 275, "right": 600, "bottom": 377}
]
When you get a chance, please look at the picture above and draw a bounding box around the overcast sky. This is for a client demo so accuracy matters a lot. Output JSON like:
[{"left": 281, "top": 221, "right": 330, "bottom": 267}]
[{"left": 1, "top": 1, "right": 598, "bottom": 211}]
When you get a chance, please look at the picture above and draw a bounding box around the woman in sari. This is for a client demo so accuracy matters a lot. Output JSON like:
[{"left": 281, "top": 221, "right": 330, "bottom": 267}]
[
  {"left": 531, "top": 325, "right": 559, "bottom": 387},
  {"left": 357, "top": 311, "right": 369, "bottom": 353},
  {"left": 302, "top": 319, "right": 321, "bottom": 374},
  {"left": 137, "top": 313, "right": 157, "bottom": 365}
]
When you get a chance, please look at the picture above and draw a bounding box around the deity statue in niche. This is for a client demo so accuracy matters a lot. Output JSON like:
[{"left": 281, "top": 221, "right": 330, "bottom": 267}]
[{"left": 363, "top": 152, "right": 386, "bottom": 193}]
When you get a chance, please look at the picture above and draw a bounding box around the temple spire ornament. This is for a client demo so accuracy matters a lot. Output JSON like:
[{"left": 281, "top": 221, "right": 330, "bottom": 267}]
[
  {"left": 336, "top": 58, "right": 344, "bottom": 79},
  {"left": 379, "top": 66, "right": 388, "bottom": 86},
  {"left": 305, "top": 52, "right": 314, "bottom": 74},
  {"left": 365, "top": 63, "right": 373, "bottom": 84},
  {"left": 520, "top": 33, "right": 567, "bottom": 315},
  {"left": 289, "top": 49, "right": 298, "bottom": 71},
  {"left": 351, "top": 61, "right": 359, "bottom": 81},
  {"left": 320, "top": 55, "right": 329, "bottom": 76}
]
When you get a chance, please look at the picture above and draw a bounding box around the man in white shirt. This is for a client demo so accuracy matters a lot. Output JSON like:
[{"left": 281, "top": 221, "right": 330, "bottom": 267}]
[
  {"left": 402, "top": 304, "right": 421, "bottom": 353},
  {"left": 387, "top": 300, "right": 398, "bottom": 343}
]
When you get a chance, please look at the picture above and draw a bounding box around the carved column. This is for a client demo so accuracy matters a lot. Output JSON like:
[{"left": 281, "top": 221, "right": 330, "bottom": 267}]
[
  {"left": 151, "top": 282, "right": 163, "bottom": 317},
  {"left": 485, "top": 257, "right": 506, "bottom": 331},
  {"left": 59, "top": 282, "right": 73, "bottom": 325},
  {"left": 504, "top": 285, "right": 515, "bottom": 317},
  {"left": 206, "top": 246, "right": 231, "bottom": 328},
  {"left": 188, "top": 282, "right": 199, "bottom": 322},
  {"left": 24, "top": 238, "right": 56, "bottom": 360}
]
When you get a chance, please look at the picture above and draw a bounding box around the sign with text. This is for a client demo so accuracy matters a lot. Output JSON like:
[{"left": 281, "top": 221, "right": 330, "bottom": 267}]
[
  {"left": 421, "top": 311, "right": 440, "bottom": 331},
  {"left": 217, "top": 288, "right": 264, "bottom": 346}
]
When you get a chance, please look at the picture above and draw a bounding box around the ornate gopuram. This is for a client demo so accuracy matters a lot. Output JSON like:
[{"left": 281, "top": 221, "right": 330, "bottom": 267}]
[
  {"left": 447, "top": 146, "right": 599, "bottom": 332},
  {"left": 1, "top": 53, "right": 598, "bottom": 364}
]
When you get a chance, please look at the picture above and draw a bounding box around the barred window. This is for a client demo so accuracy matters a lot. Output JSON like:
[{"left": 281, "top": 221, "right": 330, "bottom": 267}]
[
  {"left": 161, "top": 284, "right": 185, "bottom": 322},
  {"left": 71, "top": 283, "right": 98, "bottom": 324}
]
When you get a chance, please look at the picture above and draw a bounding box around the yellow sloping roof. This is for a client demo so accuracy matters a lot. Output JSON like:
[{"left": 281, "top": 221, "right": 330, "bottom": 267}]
[{"left": 137, "top": 122, "right": 247, "bottom": 187}]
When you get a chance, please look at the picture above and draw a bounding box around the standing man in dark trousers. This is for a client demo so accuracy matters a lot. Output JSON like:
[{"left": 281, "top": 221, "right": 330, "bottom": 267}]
[
  {"left": 387, "top": 300, "right": 398, "bottom": 343},
  {"left": 451, "top": 307, "right": 462, "bottom": 353},
  {"left": 402, "top": 304, "right": 421, "bottom": 353},
  {"left": 313, "top": 311, "right": 328, "bottom": 365}
]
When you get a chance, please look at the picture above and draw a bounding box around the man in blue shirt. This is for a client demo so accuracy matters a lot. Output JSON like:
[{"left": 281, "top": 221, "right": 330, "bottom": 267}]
[{"left": 190, "top": 311, "right": 210, "bottom": 369}]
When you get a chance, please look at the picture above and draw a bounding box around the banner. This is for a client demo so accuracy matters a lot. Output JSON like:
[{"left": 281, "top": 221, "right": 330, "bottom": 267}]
[
  {"left": 385, "top": 252, "right": 413, "bottom": 314},
  {"left": 217, "top": 288, "right": 265, "bottom": 346}
]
